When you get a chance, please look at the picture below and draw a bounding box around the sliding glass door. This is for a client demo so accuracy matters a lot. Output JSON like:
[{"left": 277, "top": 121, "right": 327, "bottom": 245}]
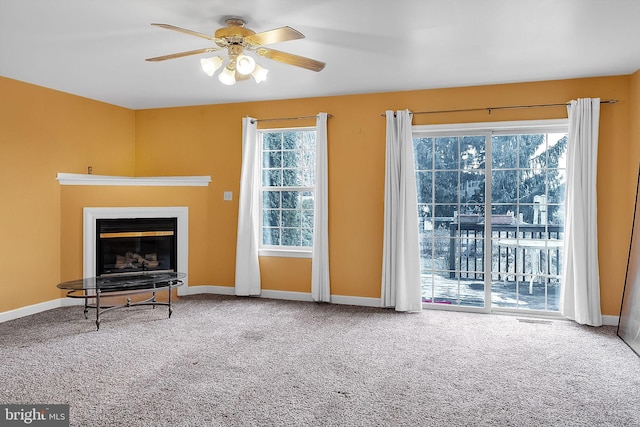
[
  {"left": 414, "top": 121, "right": 567, "bottom": 313},
  {"left": 415, "top": 135, "right": 487, "bottom": 308},
  {"left": 490, "top": 132, "right": 567, "bottom": 311}
]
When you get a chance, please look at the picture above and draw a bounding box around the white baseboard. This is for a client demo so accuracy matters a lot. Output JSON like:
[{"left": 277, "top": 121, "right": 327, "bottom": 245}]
[
  {"left": 179, "top": 285, "right": 315, "bottom": 303},
  {"left": 178, "top": 284, "right": 235, "bottom": 296},
  {"left": 602, "top": 315, "right": 620, "bottom": 327},
  {"left": 181, "top": 285, "right": 381, "bottom": 307},
  {"left": 331, "top": 295, "right": 381, "bottom": 307},
  {"left": 180, "top": 286, "right": 315, "bottom": 303},
  {"left": 0, "top": 298, "right": 83, "bottom": 323},
  {"left": 259, "top": 289, "right": 314, "bottom": 302},
  {"left": 0, "top": 285, "right": 619, "bottom": 327}
]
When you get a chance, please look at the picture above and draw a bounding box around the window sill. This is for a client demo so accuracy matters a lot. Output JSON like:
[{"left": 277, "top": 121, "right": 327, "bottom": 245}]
[{"left": 259, "top": 248, "right": 312, "bottom": 259}]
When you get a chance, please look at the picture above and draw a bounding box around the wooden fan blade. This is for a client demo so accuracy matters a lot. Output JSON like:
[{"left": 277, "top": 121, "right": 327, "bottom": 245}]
[
  {"left": 256, "top": 48, "right": 325, "bottom": 72},
  {"left": 145, "top": 47, "right": 221, "bottom": 62},
  {"left": 245, "top": 26, "right": 304, "bottom": 46},
  {"left": 151, "top": 23, "right": 219, "bottom": 42}
]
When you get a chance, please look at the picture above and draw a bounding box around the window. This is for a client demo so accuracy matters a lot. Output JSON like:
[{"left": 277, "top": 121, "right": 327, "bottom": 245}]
[
  {"left": 413, "top": 119, "right": 567, "bottom": 313},
  {"left": 259, "top": 128, "right": 316, "bottom": 256}
]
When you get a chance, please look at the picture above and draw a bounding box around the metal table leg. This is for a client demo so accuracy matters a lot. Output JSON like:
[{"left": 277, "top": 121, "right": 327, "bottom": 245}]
[{"left": 95, "top": 288, "right": 101, "bottom": 330}]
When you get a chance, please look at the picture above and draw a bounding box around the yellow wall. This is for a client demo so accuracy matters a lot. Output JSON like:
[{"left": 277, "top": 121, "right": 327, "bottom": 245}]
[
  {"left": 2, "top": 73, "right": 638, "bottom": 316},
  {"left": 135, "top": 75, "right": 634, "bottom": 315},
  {"left": 0, "top": 77, "right": 135, "bottom": 312},
  {"left": 631, "top": 70, "right": 640, "bottom": 179}
]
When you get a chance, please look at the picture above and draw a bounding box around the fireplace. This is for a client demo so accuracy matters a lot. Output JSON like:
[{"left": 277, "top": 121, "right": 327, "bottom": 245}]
[
  {"left": 96, "top": 217, "right": 177, "bottom": 276},
  {"left": 83, "top": 207, "right": 189, "bottom": 288}
]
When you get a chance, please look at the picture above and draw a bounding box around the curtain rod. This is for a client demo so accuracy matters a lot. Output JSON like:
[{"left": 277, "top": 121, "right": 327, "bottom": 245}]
[
  {"left": 250, "top": 114, "right": 332, "bottom": 124},
  {"left": 381, "top": 99, "right": 618, "bottom": 117}
]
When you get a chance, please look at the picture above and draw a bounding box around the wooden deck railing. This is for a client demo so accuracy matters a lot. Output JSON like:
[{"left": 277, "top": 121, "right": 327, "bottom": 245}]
[{"left": 447, "top": 223, "right": 563, "bottom": 280}]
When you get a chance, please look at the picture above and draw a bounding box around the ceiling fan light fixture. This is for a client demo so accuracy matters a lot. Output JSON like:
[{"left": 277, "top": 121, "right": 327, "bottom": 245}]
[
  {"left": 200, "top": 56, "right": 223, "bottom": 76},
  {"left": 251, "top": 64, "right": 269, "bottom": 83},
  {"left": 235, "top": 54, "right": 256, "bottom": 75},
  {"left": 147, "top": 19, "right": 325, "bottom": 86},
  {"left": 218, "top": 65, "right": 236, "bottom": 85}
]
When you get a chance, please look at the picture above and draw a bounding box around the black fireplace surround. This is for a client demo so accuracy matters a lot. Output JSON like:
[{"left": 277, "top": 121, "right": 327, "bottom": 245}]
[{"left": 96, "top": 218, "right": 177, "bottom": 276}]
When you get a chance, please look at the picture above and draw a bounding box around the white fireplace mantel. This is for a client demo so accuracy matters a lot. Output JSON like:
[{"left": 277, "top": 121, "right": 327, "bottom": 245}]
[{"left": 57, "top": 173, "right": 211, "bottom": 187}]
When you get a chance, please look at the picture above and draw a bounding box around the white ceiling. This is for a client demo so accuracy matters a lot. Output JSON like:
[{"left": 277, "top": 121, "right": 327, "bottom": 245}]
[{"left": 1, "top": 0, "right": 639, "bottom": 110}]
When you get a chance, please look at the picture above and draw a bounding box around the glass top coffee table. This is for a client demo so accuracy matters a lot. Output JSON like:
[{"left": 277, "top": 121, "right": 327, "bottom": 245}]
[{"left": 57, "top": 272, "right": 185, "bottom": 330}]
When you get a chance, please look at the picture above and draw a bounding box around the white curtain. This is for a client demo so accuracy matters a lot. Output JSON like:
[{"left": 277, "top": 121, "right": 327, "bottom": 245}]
[
  {"left": 312, "top": 113, "right": 331, "bottom": 302},
  {"left": 561, "top": 98, "right": 602, "bottom": 326},
  {"left": 381, "top": 110, "right": 422, "bottom": 312},
  {"left": 234, "top": 117, "right": 261, "bottom": 296}
]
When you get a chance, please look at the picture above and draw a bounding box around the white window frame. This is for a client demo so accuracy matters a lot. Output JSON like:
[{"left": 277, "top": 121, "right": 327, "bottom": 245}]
[
  {"left": 258, "top": 126, "right": 316, "bottom": 259},
  {"left": 413, "top": 119, "right": 568, "bottom": 135}
]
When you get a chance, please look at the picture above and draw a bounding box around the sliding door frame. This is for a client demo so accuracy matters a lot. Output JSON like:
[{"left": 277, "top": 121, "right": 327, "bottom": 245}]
[{"left": 413, "top": 119, "right": 568, "bottom": 315}]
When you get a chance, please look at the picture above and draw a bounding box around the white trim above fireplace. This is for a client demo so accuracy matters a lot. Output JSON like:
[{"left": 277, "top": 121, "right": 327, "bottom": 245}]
[
  {"left": 83, "top": 207, "right": 189, "bottom": 294},
  {"left": 57, "top": 173, "right": 211, "bottom": 186}
]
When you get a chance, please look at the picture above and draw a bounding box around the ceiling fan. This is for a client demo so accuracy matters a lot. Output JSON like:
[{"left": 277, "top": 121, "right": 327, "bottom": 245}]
[{"left": 145, "top": 18, "right": 326, "bottom": 85}]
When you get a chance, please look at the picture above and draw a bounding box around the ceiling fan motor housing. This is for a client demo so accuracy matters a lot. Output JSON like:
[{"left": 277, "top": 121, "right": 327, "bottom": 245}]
[{"left": 215, "top": 19, "right": 255, "bottom": 42}]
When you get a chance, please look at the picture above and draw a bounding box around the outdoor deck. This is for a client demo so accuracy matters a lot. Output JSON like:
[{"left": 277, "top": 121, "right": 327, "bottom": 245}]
[
  {"left": 419, "top": 219, "right": 563, "bottom": 312},
  {"left": 421, "top": 274, "right": 560, "bottom": 311}
]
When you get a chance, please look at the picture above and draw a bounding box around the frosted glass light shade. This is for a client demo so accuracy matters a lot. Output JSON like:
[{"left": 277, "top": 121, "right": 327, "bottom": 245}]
[
  {"left": 200, "top": 56, "right": 223, "bottom": 76},
  {"left": 251, "top": 64, "right": 269, "bottom": 83},
  {"left": 218, "top": 66, "right": 236, "bottom": 85},
  {"left": 236, "top": 54, "right": 256, "bottom": 75}
]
